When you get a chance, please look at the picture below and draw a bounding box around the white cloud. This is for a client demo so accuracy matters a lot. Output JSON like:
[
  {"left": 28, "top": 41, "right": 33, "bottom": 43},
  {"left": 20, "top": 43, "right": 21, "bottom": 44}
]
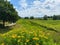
[
  {"left": 33, "top": 0, "right": 41, "bottom": 6},
  {"left": 19, "top": 0, "right": 28, "bottom": 9},
  {"left": 17, "top": 0, "right": 60, "bottom": 17}
]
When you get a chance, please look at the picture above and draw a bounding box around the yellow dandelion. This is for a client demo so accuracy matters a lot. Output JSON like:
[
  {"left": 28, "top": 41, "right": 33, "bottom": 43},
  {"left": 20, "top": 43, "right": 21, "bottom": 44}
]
[
  {"left": 33, "top": 37, "right": 39, "bottom": 40},
  {"left": 39, "top": 34, "right": 44, "bottom": 38},
  {"left": 36, "top": 43, "right": 39, "bottom": 45},
  {"left": 47, "top": 33, "right": 50, "bottom": 35},
  {"left": 1, "top": 43, "right": 5, "bottom": 45},
  {"left": 34, "top": 33, "right": 37, "bottom": 36},
  {"left": 12, "top": 34, "right": 17, "bottom": 38},
  {"left": 29, "top": 32, "right": 33, "bottom": 34},
  {"left": 26, "top": 39, "right": 29, "bottom": 42},
  {"left": 39, "top": 35, "right": 41, "bottom": 37},
  {"left": 2, "top": 34, "right": 5, "bottom": 36},
  {"left": 25, "top": 43, "right": 27, "bottom": 45},
  {"left": 21, "top": 36, "right": 24, "bottom": 38},
  {"left": 43, "top": 42, "right": 46, "bottom": 44},
  {"left": 44, "top": 36, "right": 48, "bottom": 39},
  {"left": 18, "top": 39, "right": 21, "bottom": 42},
  {"left": 18, "top": 36, "right": 21, "bottom": 38}
]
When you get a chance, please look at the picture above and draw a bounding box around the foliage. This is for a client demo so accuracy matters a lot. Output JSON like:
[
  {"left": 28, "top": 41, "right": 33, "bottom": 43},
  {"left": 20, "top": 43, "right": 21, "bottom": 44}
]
[
  {"left": 24, "top": 17, "right": 29, "bottom": 19},
  {"left": 30, "top": 16, "right": 34, "bottom": 19},
  {"left": 53, "top": 15, "right": 60, "bottom": 20},
  {"left": 31, "top": 20, "right": 60, "bottom": 45},
  {"left": 43, "top": 15, "right": 48, "bottom": 20},
  {"left": 0, "top": 19, "right": 57, "bottom": 45},
  {"left": 0, "top": 0, "right": 19, "bottom": 27},
  {"left": 43, "top": 15, "right": 60, "bottom": 20}
]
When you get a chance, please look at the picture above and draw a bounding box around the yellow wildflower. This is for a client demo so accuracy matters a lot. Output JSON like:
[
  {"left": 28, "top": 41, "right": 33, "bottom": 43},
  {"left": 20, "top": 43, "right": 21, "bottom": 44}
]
[
  {"left": 36, "top": 43, "right": 39, "bottom": 45},
  {"left": 29, "top": 32, "right": 33, "bottom": 34},
  {"left": 34, "top": 33, "right": 37, "bottom": 36},
  {"left": 44, "top": 36, "right": 48, "bottom": 39},
  {"left": 39, "top": 34, "right": 43, "bottom": 38},
  {"left": 1, "top": 43, "right": 5, "bottom": 45},
  {"left": 33, "top": 37, "right": 39, "bottom": 40},
  {"left": 43, "top": 42, "right": 46, "bottom": 44},
  {"left": 2, "top": 34, "right": 6, "bottom": 37},
  {"left": 18, "top": 36, "right": 21, "bottom": 38},
  {"left": 21, "top": 36, "right": 24, "bottom": 38},
  {"left": 47, "top": 33, "right": 50, "bottom": 35},
  {"left": 26, "top": 39, "right": 29, "bottom": 42},
  {"left": 18, "top": 39, "right": 20, "bottom": 42},
  {"left": 12, "top": 34, "right": 17, "bottom": 38}
]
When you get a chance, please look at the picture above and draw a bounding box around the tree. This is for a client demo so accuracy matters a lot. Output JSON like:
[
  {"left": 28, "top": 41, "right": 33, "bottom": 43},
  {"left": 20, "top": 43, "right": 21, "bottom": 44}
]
[
  {"left": 53, "top": 15, "right": 60, "bottom": 20},
  {"left": 24, "top": 17, "right": 29, "bottom": 19},
  {"left": 57, "top": 15, "right": 60, "bottom": 20},
  {"left": 0, "top": 0, "right": 19, "bottom": 27},
  {"left": 53, "top": 15, "right": 57, "bottom": 20},
  {"left": 43, "top": 15, "right": 48, "bottom": 20},
  {"left": 30, "top": 16, "right": 34, "bottom": 19}
]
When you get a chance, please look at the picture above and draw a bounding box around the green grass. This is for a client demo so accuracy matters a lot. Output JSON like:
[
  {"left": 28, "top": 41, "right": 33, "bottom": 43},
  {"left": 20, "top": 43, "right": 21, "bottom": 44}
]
[
  {"left": 0, "top": 19, "right": 60, "bottom": 45},
  {"left": 29, "top": 19, "right": 60, "bottom": 44}
]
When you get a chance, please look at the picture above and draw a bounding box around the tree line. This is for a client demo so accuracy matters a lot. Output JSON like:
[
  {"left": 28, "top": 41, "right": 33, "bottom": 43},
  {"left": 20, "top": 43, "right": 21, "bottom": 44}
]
[
  {"left": 20, "top": 15, "right": 60, "bottom": 20},
  {"left": 43, "top": 15, "right": 60, "bottom": 20}
]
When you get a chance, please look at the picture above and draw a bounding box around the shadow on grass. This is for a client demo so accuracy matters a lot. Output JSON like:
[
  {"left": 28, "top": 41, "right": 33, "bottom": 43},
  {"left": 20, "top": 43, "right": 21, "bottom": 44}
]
[
  {"left": 30, "top": 21, "right": 60, "bottom": 44},
  {"left": 30, "top": 21, "right": 58, "bottom": 33},
  {"left": 0, "top": 24, "right": 13, "bottom": 34}
]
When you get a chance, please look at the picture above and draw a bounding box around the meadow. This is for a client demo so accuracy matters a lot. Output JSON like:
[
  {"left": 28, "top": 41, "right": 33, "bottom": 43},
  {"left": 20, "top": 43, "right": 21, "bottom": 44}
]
[{"left": 0, "top": 19, "right": 60, "bottom": 45}]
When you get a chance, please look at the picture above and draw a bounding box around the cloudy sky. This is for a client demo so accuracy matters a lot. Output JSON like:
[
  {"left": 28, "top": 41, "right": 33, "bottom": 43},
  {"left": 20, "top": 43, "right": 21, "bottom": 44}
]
[{"left": 8, "top": 0, "right": 60, "bottom": 17}]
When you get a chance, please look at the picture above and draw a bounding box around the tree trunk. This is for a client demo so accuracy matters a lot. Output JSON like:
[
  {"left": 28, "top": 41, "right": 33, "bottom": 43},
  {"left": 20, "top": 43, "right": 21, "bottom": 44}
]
[{"left": 3, "top": 20, "right": 5, "bottom": 27}]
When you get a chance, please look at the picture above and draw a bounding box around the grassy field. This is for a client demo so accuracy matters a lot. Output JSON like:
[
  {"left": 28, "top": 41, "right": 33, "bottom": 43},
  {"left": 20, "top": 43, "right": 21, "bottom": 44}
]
[{"left": 0, "top": 19, "right": 60, "bottom": 45}]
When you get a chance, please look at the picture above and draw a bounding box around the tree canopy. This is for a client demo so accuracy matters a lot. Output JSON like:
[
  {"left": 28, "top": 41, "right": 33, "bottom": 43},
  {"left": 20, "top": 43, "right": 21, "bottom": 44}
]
[
  {"left": 0, "top": 0, "right": 19, "bottom": 27},
  {"left": 43, "top": 15, "right": 48, "bottom": 20}
]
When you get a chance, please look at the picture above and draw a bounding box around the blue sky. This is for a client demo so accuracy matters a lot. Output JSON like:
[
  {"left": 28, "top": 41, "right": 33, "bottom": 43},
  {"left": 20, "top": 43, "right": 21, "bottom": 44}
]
[{"left": 8, "top": 0, "right": 60, "bottom": 17}]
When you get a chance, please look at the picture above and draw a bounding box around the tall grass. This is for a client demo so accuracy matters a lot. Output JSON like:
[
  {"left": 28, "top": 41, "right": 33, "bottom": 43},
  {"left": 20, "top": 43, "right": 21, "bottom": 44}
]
[{"left": 0, "top": 19, "right": 58, "bottom": 45}]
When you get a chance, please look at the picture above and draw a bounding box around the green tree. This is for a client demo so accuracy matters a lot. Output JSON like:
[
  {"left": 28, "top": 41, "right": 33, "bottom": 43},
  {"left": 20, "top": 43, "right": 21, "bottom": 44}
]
[
  {"left": 57, "top": 15, "right": 60, "bottom": 20},
  {"left": 43, "top": 15, "right": 48, "bottom": 20},
  {"left": 0, "top": 0, "right": 19, "bottom": 27},
  {"left": 24, "top": 17, "right": 29, "bottom": 19},
  {"left": 30, "top": 16, "right": 34, "bottom": 19},
  {"left": 53, "top": 15, "right": 57, "bottom": 20}
]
